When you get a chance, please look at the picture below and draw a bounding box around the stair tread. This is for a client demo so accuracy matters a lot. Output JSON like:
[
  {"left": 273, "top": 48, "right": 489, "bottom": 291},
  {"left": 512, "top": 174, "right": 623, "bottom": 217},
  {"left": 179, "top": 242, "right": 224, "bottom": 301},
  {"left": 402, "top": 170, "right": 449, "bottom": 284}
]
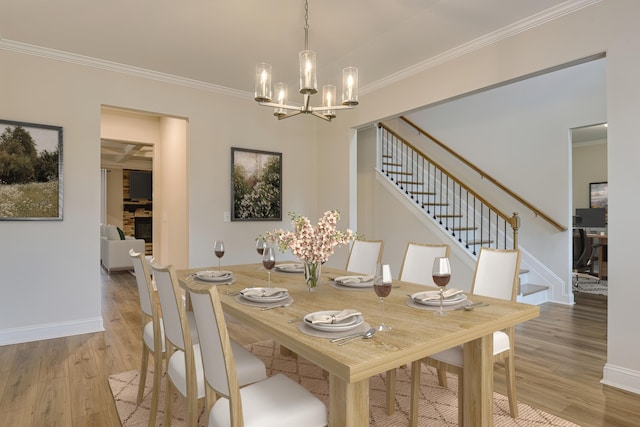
[{"left": 520, "top": 283, "right": 549, "bottom": 296}]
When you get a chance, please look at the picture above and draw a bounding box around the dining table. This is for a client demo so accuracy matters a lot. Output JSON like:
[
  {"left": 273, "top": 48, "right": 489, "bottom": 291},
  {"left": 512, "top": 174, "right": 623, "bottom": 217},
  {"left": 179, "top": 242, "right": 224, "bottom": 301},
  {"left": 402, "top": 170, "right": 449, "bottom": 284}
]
[{"left": 177, "top": 263, "right": 539, "bottom": 427}]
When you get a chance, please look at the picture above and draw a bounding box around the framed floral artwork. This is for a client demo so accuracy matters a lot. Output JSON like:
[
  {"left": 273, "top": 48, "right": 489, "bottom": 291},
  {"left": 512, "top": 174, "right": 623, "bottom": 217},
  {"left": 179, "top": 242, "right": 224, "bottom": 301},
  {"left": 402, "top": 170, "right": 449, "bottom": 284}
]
[
  {"left": 231, "top": 147, "right": 282, "bottom": 221},
  {"left": 0, "top": 119, "right": 63, "bottom": 220}
]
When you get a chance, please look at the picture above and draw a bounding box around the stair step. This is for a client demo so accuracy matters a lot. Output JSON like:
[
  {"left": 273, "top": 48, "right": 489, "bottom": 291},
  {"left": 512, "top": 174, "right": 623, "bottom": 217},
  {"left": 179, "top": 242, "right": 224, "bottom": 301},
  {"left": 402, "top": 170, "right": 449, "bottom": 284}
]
[
  {"left": 520, "top": 283, "right": 549, "bottom": 296},
  {"left": 465, "top": 240, "right": 494, "bottom": 245},
  {"left": 411, "top": 191, "right": 436, "bottom": 196},
  {"left": 397, "top": 180, "right": 422, "bottom": 185},
  {"left": 383, "top": 162, "right": 402, "bottom": 167},
  {"left": 386, "top": 171, "right": 413, "bottom": 176},
  {"left": 382, "top": 154, "right": 392, "bottom": 159},
  {"left": 422, "top": 202, "right": 449, "bottom": 207},
  {"left": 451, "top": 226, "right": 478, "bottom": 231},
  {"left": 435, "top": 214, "right": 463, "bottom": 218}
]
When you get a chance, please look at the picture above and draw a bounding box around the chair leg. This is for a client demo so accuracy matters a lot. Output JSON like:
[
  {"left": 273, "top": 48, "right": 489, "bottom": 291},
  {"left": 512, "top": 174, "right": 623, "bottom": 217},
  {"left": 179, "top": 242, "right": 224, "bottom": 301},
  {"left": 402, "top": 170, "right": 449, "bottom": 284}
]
[
  {"left": 436, "top": 366, "right": 448, "bottom": 387},
  {"left": 505, "top": 353, "right": 519, "bottom": 418},
  {"left": 137, "top": 345, "right": 150, "bottom": 405},
  {"left": 457, "top": 371, "right": 464, "bottom": 424},
  {"left": 164, "top": 378, "right": 174, "bottom": 427},
  {"left": 385, "top": 368, "right": 396, "bottom": 415},
  {"left": 148, "top": 350, "right": 162, "bottom": 427}
]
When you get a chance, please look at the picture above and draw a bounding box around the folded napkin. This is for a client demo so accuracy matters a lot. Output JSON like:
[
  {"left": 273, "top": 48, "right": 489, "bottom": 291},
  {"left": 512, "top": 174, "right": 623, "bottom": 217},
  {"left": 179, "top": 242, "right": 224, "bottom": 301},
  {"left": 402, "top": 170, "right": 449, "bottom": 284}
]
[
  {"left": 197, "top": 270, "right": 232, "bottom": 278},
  {"left": 414, "top": 289, "right": 463, "bottom": 302},
  {"left": 306, "top": 309, "right": 361, "bottom": 325},
  {"left": 240, "top": 287, "right": 288, "bottom": 298},
  {"left": 335, "top": 275, "right": 374, "bottom": 284}
]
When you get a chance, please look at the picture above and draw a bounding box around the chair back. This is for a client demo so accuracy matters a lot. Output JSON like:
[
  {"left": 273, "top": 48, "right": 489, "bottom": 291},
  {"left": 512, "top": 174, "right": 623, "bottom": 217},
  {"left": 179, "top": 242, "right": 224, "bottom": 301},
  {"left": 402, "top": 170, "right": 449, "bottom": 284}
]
[
  {"left": 152, "top": 263, "right": 192, "bottom": 351},
  {"left": 399, "top": 243, "right": 450, "bottom": 285},
  {"left": 346, "top": 239, "right": 384, "bottom": 275},
  {"left": 471, "top": 247, "right": 521, "bottom": 301},
  {"left": 130, "top": 249, "right": 155, "bottom": 318},
  {"left": 186, "top": 280, "right": 243, "bottom": 422}
]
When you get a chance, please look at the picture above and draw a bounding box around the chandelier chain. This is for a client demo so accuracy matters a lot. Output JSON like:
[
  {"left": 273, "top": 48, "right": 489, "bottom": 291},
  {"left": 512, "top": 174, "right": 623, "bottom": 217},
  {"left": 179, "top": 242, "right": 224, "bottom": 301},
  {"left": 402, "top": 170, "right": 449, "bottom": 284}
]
[{"left": 304, "top": 0, "right": 309, "bottom": 51}]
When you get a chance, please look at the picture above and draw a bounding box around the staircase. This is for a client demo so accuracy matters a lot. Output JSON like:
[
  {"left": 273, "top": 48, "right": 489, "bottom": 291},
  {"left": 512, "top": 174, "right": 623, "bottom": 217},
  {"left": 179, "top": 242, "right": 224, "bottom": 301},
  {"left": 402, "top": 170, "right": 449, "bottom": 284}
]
[{"left": 378, "top": 122, "right": 551, "bottom": 304}]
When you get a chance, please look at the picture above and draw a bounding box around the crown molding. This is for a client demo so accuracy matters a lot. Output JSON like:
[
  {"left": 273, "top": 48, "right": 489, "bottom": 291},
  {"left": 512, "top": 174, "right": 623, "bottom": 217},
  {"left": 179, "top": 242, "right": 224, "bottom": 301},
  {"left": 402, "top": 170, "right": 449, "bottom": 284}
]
[
  {"left": 0, "top": 39, "right": 252, "bottom": 100},
  {"left": 1, "top": 0, "right": 599, "bottom": 100},
  {"left": 360, "top": 0, "right": 601, "bottom": 95}
]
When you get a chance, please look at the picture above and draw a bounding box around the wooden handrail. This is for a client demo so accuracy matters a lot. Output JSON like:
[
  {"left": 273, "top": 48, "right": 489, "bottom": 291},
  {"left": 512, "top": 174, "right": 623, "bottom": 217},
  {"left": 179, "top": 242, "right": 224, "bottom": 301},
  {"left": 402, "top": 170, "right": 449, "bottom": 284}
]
[
  {"left": 379, "top": 123, "right": 517, "bottom": 229},
  {"left": 399, "top": 116, "right": 567, "bottom": 232}
]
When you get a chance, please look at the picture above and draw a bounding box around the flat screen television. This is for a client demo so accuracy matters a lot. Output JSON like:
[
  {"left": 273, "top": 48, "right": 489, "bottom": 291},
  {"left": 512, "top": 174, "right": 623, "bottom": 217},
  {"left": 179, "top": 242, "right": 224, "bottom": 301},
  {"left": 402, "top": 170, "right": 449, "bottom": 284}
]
[
  {"left": 129, "top": 170, "right": 152, "bottom": 200},
  {"left": 574, "top": 208, "right": 606, "bottom": 229}
]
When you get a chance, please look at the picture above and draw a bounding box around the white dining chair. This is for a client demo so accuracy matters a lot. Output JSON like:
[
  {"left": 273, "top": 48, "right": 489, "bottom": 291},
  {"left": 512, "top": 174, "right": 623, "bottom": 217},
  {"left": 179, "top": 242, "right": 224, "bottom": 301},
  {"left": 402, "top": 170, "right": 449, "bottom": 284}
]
[
  {"left": 422, "top": 247, "right": 522, "bottom": 421},
  {"left": 399, "top": 242, "right": 450, "bottom": 285},
  {"left": 185, "top": 278, "right": 328, "bottom": 427},
  {"left": 385, "top": 242, "right": 450, "bottom": 415},
  {"left": 345, "top": 239, "right": 384, "bottom": 275},
  {"left": 152, "top": 263, "right": 267, "bottom": 427},
  {"left": 129, "top": 249, "right": 164, "bottom": 427}
]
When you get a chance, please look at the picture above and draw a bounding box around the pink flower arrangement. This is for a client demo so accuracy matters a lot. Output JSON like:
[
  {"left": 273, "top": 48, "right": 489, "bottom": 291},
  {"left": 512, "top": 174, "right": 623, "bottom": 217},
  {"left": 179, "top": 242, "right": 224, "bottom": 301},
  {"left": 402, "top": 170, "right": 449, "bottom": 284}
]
[{"left": 266, "top": 210, "right": 356, "bottom": 264}]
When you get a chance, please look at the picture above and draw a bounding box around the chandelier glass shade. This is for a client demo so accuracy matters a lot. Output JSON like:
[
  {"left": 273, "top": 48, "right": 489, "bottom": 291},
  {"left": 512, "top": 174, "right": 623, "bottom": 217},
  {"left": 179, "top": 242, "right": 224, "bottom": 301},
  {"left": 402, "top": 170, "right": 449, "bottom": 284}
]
[{"left": 254, "top": 0, "right": 358, "bottom": 121}]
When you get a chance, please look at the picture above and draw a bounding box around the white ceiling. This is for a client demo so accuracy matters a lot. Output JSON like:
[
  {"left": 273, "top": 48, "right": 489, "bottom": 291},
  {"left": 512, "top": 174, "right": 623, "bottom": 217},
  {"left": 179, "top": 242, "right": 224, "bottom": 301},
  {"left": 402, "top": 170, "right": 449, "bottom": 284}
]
[{"left": 1, "top": 0, "right": 583, "bottom": 94}]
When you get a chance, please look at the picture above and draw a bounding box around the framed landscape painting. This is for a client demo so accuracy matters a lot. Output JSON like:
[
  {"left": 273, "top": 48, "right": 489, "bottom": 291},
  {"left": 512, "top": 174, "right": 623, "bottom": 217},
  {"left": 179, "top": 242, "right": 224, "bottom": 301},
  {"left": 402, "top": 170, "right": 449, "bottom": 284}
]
[
  {"left": 0, "top": 119, "right": 63, "bottom": 220},
  {"left": 589, "top": 181, "right": 608, "bottom": 209},
  {"left": 231, "top": 147, "right": 282, "bottom": 221}
]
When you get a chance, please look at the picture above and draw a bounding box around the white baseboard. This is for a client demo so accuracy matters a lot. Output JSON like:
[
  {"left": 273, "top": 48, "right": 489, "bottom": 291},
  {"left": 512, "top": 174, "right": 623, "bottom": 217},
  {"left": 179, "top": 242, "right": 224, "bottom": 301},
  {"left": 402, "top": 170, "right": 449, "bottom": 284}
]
[
  {"left": 602, "top": 363, "right": 640, "bottom": 395},
  {"left": 0, "top": 317, "right": 104, "bottom": 346}
]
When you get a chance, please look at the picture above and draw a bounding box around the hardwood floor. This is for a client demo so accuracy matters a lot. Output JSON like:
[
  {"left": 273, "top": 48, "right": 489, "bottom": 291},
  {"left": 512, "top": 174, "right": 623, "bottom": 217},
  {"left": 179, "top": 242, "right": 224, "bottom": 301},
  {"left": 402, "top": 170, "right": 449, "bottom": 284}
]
[{"left": 0, "top": 270, "right": 638, "bottom": 426}]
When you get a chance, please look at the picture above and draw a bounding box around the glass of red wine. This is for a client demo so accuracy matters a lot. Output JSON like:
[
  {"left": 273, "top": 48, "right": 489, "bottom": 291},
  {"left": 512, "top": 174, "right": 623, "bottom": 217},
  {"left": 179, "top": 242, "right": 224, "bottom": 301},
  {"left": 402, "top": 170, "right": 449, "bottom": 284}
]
[
  {"left": 256, "top": 238, "right": 266, "bottom": 256},
  {"left": 262, "top": 246, "right": 276, "bottom": 288},
  {"left": 432, "top": 257, "right": 452, "bottom": 316},
  {"left": 214, "top": 240, "right": 225, "bottom": 270},
  {"left": 374, "top": 264, "right": 392, "bottom": 332}
]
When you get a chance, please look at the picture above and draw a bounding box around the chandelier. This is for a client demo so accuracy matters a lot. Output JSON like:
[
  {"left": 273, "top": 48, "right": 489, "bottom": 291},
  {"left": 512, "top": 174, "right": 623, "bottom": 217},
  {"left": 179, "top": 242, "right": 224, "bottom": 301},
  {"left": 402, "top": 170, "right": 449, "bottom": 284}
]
[{"left": 254, "top": 0, "right": 358, "bottom": 121}]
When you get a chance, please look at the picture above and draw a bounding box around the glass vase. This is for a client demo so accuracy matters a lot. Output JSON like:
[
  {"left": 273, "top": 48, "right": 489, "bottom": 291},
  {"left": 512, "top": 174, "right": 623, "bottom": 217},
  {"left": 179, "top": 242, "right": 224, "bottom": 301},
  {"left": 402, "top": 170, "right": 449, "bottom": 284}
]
[{"left": 304, "top": 262, "right": 321, "bottom": 292}]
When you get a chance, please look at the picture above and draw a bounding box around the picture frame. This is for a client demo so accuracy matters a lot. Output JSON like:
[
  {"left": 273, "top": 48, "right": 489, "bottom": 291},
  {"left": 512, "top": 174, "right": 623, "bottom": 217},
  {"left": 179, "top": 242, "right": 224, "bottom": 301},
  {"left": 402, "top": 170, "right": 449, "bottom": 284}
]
[
  {"left": 589, "top": 181, "right": 608, "bottom": 209},
  {"left": 0, "top": 119, "right": 63, "bottom": 220},
  {"left": 231, "top": 147, "right": 282, "bottom": 221}
]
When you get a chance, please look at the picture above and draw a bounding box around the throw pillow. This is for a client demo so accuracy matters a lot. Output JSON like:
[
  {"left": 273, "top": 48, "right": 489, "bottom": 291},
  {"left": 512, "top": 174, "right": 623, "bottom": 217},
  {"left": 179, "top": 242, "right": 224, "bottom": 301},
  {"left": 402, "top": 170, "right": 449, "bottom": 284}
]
[
  {"left": 117, "top": 227, "right": 125, "bottom": 240},
  {"left": 106, "top": 224, "right": 120, "bottom": 240}
]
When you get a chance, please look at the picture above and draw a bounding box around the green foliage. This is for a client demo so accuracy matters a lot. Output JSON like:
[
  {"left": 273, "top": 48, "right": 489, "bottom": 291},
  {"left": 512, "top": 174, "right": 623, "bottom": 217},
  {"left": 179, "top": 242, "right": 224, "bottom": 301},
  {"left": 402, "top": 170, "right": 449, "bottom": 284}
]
[
  {"left": 233, "top": 156, "right": 281, "bottom": 219},
  {"left": 0, "top": 126, "right": 58, "bottom": 185}
]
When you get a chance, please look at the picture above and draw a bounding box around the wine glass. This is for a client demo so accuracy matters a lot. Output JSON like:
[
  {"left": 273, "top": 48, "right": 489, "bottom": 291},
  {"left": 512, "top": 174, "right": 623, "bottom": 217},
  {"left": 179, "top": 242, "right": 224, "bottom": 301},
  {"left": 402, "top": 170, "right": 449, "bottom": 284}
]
[
  {"left": 256, "top": 238, "right": 266, "bottom": 256},
  {"left": 214, "top": 240, "right": 225, "bottom": 270},
  {"left": 373, "top": 264, "right": 392, "bottom": 332},
  {"left": 432, "top": 257, "right": 452, "bottom": 316},
  {"left": 262, "top": 247, "right": 276, "bottom": 288}
]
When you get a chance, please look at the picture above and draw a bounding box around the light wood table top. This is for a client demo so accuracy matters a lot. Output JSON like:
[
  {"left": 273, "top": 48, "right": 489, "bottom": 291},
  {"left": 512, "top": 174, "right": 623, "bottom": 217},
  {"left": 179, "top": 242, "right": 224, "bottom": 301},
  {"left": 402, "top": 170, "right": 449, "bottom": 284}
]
[{"left": 178, "top": 263, "right": 539, "bottom": 427}]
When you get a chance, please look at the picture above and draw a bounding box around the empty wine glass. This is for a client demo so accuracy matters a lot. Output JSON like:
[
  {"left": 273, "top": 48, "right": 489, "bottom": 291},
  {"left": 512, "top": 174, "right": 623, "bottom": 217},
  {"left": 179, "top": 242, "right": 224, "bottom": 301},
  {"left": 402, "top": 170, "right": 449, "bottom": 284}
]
[
  {"left": 262, "top": 246, "right": 276, "bottom": 288},
  {"left": 214, "top": 240, "right": 225, "bottom": 270},
  {"left": 374, "top": 264, "right": 392, "bottom": 332},
  {"left": 432, "top": 257, "right": 451, "bottom": 316}
]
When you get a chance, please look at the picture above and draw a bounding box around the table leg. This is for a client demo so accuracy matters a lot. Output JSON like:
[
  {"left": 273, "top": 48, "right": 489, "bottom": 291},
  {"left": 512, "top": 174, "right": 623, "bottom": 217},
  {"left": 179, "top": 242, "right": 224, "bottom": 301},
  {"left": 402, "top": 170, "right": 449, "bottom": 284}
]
[
  {"left": 385, "top": 368, "right": 396, "bottom": 415},
  {"left": 409, "top": 360, "right": 421, "bottom": 427},
  {"left": 329, "top": 374, "right": 369, "bottom": 427},
  {"left": 462, "top": 334, "right": 493, "bottom": 426}
]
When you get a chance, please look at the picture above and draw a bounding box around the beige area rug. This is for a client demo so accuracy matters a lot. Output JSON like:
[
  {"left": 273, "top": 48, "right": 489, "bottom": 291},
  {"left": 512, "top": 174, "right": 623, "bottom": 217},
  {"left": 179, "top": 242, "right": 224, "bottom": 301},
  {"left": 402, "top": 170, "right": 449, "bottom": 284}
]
[{"left": 109, "top": 341, "right": 579, "bottom": 427}]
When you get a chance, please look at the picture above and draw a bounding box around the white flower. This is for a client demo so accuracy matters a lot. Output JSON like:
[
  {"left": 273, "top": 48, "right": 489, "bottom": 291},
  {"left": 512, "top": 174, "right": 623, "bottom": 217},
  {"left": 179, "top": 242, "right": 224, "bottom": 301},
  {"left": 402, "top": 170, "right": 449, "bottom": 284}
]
[{"left": 264, "top": 210, "right": 356, "bottom": 264}]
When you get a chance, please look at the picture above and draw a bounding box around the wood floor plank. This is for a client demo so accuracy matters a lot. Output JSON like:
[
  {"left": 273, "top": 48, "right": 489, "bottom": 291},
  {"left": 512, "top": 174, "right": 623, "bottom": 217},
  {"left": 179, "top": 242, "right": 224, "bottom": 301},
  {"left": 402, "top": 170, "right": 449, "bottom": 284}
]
[{"left": 33, "top": 376, "right": 72, "bottom": 426}]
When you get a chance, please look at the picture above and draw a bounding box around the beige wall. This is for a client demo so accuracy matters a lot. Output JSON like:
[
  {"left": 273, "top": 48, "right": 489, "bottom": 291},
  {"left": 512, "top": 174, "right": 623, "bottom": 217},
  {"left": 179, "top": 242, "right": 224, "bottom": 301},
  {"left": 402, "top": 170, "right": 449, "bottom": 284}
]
[{"left": 573, "top": 140, "right": 608, "bottom": 210}]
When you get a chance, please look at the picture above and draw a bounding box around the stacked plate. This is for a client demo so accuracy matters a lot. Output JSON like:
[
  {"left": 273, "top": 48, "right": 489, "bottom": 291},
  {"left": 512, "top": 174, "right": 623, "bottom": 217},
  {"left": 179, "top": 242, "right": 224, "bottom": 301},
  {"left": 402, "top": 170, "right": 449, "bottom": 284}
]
[
  {"left": 409, "top": 290, "right": 467, "bottom": 306},
  {"left": 274, "top": 263, "right": 304, "bottom": 273},
  {"left": 303, "top": 310, "right": 364, "bottom": 332},
  {"left": 194, "top": 270, "right": 233, "bottom": 283},
  {"left": 239, "top": 287, "right": 289, "bottom": 303},
  {"left": 333, "top": 275, "right": 374, "bottom": 288}
]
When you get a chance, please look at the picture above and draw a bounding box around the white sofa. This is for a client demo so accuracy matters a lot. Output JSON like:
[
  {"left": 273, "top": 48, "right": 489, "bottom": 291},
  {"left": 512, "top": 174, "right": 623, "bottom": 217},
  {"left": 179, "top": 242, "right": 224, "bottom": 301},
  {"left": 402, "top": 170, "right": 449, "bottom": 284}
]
[{"left": 100, "top": 224, "right": 146, "bottom": 273}]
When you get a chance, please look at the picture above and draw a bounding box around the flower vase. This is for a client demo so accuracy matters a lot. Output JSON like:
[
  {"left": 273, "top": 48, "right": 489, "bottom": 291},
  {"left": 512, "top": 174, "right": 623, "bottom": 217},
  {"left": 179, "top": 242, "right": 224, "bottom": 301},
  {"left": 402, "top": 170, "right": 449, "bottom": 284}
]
[{"left": 304, "top": 262, "right": 321, "bottom": 292}]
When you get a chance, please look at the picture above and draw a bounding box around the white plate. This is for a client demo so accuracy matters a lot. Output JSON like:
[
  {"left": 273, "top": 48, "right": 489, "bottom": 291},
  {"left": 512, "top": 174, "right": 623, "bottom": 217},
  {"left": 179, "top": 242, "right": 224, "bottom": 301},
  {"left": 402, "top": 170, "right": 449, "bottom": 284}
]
[
  {"left": 335, "top": 277, "right": 374, "bottom": 288},
  {"left": 274, "top": 263, "right": 304, "bottom": 273},
  {"left": 240, "top": 288, "right": 289, "bottom": 303},
  {"left": 303, "top": 310, "right": 364, "bottom": 332},
  {"left": 195, "top": 270, "right": 233, "bottom": 282},
  {"left": 411, "top": 291, "right": 467, "bottom": 306}
]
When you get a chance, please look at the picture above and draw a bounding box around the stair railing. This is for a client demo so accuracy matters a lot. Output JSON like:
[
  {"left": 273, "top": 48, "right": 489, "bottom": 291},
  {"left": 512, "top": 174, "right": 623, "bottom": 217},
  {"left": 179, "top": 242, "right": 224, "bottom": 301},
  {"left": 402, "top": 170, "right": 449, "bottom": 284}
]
[
  {"left": 400, "top": 116, "right": 566, "bottom": 232},
  {"left": 378, "top": 123, "right": 521, "bottom": 254}
]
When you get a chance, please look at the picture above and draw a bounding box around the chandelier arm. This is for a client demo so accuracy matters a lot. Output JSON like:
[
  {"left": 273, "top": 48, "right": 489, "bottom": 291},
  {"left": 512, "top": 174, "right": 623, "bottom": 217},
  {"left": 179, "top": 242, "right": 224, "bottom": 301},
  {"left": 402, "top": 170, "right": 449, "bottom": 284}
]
[
  {"left": 311, "top": 105, "right": 356, "bottom": 112},
  {"left": 277, "top": 111, "right": 304, "bottom": 120},
  {"left": 310, "top": 111, "right": 332, "bottom": 122}
]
